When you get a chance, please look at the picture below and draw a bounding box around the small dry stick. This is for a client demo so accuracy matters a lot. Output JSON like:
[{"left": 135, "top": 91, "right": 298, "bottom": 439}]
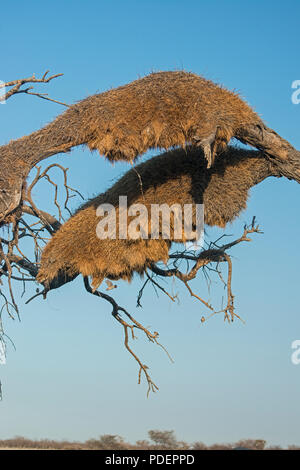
[
  {"left": 83, "top": 276, "right": 173, "bottom": 396},
  {"left": 0, "top": 70, "right": 69, "bottom": 106}
]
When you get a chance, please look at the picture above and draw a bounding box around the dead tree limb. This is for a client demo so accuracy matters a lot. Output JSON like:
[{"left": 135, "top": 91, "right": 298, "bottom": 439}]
[
  {"left": 83, "top": 276, "right": 174, "bottom": 397},
  {"left": 146, "top": 222, "right": 262, "bottom": 323},
  {"left": 0, "top": 70, "right": 68, "bottom": 106},
  {"left": 0, "top": 161, "right": 81, "bottom": 316}
]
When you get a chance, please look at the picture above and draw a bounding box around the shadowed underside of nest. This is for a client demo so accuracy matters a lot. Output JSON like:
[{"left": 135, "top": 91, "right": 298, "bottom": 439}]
[{"left": 37, "top": 146, "right": 282, "bottom": 290}]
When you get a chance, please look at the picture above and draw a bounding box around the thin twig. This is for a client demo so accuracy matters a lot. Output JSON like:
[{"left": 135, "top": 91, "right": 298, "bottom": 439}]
[
  {"left": 0, "top": 70, "right": 68, "bottom": 106},
  {"left": 83, "top": 276, "right": 174, "bottom": 396}
]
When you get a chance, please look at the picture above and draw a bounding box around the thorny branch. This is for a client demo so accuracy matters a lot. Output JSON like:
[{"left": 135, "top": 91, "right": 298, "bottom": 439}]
[
  {"left": 136, "top": 218, "right": 262, "bottom": 324},
  {"left": 83, "top": 276, "right": 174, "bottom": 397},
  {"left": 0, "top": 158, "right": 83, "bottom": 397},
  {"left": 0, "top": 162, "right": 82, "bottom": 318},
  {"left": 25, "top": 163, "right": 84, "bottom": 226},
  {"left": 0, "top": 70, "right": 69, "bottom": 107}
]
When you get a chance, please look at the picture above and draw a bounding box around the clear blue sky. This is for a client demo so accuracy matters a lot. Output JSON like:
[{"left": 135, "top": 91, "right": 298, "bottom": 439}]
[{"left": 1, "top": 0, "right": 300, "bottom": 448}]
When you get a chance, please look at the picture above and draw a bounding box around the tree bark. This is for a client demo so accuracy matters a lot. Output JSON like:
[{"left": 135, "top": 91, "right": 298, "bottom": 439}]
[{"left": 236, "top": 123, "right": 300, "bottom": 182}]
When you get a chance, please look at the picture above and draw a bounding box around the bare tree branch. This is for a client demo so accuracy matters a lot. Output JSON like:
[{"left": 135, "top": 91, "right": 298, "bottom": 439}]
[
  {"left": 0, "top": 70, "right": 68, "bottom": 106},
  {"left": 83, "top": 276, "right": 174, "bottom": 396},
  {"left": 145, "top": 222, "right": 262, "bottom": 323}
]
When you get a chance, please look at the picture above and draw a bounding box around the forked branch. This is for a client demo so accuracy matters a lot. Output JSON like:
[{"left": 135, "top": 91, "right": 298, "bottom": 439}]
[
  {"left": 146, "top": 220, "right": 262, "bottom": 323},
  {"left": 0, "top": 70, "right": 68, "bottom": 106},
  {"left": 83, "top": 276, "right": 173, "bottom": 397}
]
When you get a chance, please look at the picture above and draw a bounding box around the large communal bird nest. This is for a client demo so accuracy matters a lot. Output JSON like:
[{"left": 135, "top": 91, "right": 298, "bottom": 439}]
[
  {"left": 37, "top": 146, "right": 281, "bottom": 289},
  {"left": 1, "top": 70, "right": 299, "bottom": 224}
]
